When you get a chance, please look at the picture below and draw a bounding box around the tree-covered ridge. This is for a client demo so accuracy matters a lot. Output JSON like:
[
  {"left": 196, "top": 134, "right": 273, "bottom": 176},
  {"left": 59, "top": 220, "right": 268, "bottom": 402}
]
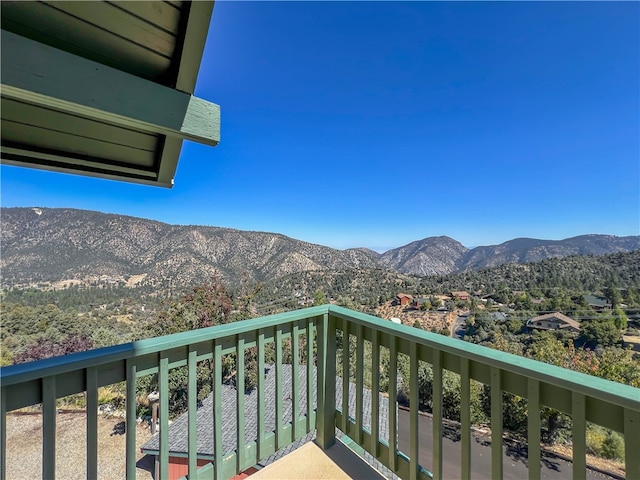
[
  {"left": 2, "top": 207, "right": 638, "bottom": 290},
  {"left": 417, "top": 249, "right": 640, "bottom": 295},
  {"left": 255, "top": 250, "right": 640, "bottom": 311}
]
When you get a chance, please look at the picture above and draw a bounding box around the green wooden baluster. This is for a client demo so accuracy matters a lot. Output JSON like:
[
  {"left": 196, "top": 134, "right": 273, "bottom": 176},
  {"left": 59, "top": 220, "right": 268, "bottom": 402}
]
[
  {"left": 275, "top": 326, "right": 284, "bottom": 449},
  {"left": 460, "top": 358, "right": 471, "bottom": 480},
  {"left": 1, "top": 388, "right": 6, "bottom": 480},
  {"left": 389, "top": 336, "right": 398, "bottom": 472},
  {"left": 257, "top": 328, "right": 266, "bottom": 459},
  {"left": 86, "top": 367, "right": 98, "bottom": 480},
  {"left": 237, "top": 335, "right": 246, "bottom": 472},
  {"left": 625, "top": 408, "right": 640, "bottom": 480},
  {"left": 370, "top": 329, "right": 380, "bottom": 456},
  {"left": 342, "top": 318, "right": 349, "bottom": 433},
  {"left": 409, "top": 343, "right": 419, "bottom": 480},
  {"left": 292, "top": 323, "right": 300, "bottom": 440},
  {"left": 571, "top": 392, "right": 586, "bottom": 480},
  {"left": 213, "top": 340, "right": 223, "bottom": 480},
  {"left": 125, "top": 359, "right": 137, "bottom": 479},
  {"left": 159, "top": 355, "right": 169, "bottom": 480},
  {"left": 355, "top": 324, "right": 364, "bottom": 445},
  {"left": 42, "top": 376, "right": 56, "bottom": 480},
  {"left": 432, "top": 350, "right": 443, "bottom": 480},
  {"left": 188, "top": 347, "right": 198, "bottom": 478},
  {"left": 490, "top": 367, "right": 503, "bottom": 480},
  {"left": 527, "top": 378, "right": 541, "bottom": 480},
  {"left": 306, "top": 319, "right": 315, "bottom": 432}
]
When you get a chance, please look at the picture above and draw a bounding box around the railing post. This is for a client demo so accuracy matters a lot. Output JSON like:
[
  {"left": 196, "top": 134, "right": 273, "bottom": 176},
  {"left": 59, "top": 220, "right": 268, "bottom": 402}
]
[{"left": 316, "top": 311, "right": 336, "bottom": 449}]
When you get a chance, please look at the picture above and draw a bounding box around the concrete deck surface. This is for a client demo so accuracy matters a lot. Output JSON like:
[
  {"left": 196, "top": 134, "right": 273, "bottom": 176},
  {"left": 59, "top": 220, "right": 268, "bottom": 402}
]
[{"left": 250, "top": 440, "right": 387, "bottom": 480}]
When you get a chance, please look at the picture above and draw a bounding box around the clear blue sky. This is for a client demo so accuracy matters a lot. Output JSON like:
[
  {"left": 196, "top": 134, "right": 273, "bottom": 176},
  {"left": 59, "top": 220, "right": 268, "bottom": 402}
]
[{"left": 2, "top": 1, "right": 638, "bottom": 251}]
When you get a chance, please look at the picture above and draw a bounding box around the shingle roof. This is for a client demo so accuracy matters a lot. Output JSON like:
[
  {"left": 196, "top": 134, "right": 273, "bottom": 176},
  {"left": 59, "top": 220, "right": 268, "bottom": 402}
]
[
  {"left": 529, "top": 312, "right": 580, "bottom": 330},
  {"left": 141, "top": 364, "right": 392, "bottom": 472},
  {"left": 583, "top": 295, "right": 611, "bottom": 308}
]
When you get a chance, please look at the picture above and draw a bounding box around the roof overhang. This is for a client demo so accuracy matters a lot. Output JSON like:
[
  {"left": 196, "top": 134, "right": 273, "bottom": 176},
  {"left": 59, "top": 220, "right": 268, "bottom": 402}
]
[{"left": 1, "top": 1, "right": 219, "bottom": 187}]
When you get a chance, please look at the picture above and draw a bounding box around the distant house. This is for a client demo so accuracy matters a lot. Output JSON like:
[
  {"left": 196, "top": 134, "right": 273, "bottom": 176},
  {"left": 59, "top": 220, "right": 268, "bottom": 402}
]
[
  {"left": 487, "top": 312, "right": 508, "bottom": 322},
  {"left": 527, "top": 312, "right": 580, "bottom": 333},
  {"left": 583, "top": 295, "right": 612, "bottom": 311},
  {"left": 396, "top": 293, "right": 413, "bottom": 306},
  {"left": 622, "top": 335, "right": 640, "bottom": 352},
  {"left": 140, "top": 365, "right": 391, "bottom": 480},
  {"left": 412, "top": 297, "right": 429, "bottom": 309},
  {"left": 450, "top": 291, "right": 470, "bottom": 301}
]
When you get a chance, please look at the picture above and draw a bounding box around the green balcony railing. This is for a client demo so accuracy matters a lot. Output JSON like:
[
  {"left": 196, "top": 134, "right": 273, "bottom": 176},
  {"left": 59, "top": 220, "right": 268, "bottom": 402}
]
[{"left": 1, "top": 305, "right": 639, "bottom": 480}]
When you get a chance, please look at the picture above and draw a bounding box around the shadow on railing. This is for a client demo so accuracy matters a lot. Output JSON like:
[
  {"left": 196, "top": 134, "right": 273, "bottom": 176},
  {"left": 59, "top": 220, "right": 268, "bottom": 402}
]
[{"left": 1, "top": 305, "right": 639, "bottom": 480}]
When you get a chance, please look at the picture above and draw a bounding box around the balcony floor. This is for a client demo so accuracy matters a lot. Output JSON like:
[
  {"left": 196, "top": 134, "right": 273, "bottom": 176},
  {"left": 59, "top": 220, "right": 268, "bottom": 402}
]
[{"left": 251, "top": 440, "right": 387, "bottom": 480}]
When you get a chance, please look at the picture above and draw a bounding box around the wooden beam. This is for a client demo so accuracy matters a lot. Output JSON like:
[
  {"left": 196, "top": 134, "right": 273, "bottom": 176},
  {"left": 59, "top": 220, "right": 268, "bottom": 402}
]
[
  {"left": 174, "top": 1, "right": 216, "bottom": 92},
  {"left": 1, "top": 30, "right": 220, "bottom": 146}
]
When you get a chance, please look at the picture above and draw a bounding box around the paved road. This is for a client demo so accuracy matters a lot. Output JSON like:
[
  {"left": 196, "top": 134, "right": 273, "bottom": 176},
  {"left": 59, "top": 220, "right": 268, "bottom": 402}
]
[
  {"left": 397, "top": 409, "right": 617, "bottom": 480},
  {"left": 452, "top": 315, "right": 467, "bottom": 339}
]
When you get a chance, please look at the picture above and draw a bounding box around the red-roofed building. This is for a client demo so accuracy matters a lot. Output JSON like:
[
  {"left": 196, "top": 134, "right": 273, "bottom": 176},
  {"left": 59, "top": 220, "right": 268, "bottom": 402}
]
[{"left": 396, "top": 293, "right": 413, "bottom": 306}]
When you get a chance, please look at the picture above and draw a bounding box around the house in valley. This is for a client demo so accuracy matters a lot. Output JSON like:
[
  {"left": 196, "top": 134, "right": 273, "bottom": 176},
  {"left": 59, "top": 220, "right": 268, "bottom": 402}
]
[
  {"left": 450, "top": 291, "right": 470, "bottom": 301},
  {"left": 395, "top": 293, "right": 413, "bottom": 306},
  {"left": 527, "top": 312, "right": 580, "bottom": 333},
  {"left": 583, "top": 295, "right": 613, "bottom": 311}
]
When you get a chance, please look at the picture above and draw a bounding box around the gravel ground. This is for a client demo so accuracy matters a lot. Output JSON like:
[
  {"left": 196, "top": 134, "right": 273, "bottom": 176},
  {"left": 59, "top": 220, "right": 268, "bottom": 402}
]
[{"left": 6, "top": 412, "right": 154, "bottom": 479}]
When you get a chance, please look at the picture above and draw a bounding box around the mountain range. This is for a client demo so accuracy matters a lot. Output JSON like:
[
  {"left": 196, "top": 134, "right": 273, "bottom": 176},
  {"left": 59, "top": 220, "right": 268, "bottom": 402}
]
[{"left": 1, "top": 207, "right": 639, "bottom": 289}]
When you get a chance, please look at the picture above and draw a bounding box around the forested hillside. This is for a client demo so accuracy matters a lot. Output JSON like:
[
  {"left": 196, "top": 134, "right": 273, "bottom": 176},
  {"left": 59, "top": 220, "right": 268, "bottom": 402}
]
[
  {"left": 256, "top": 250, "right": 640, "bottom": 311},
  {"left": 2, "top": 207, "right": 638, "bottom": 289}
]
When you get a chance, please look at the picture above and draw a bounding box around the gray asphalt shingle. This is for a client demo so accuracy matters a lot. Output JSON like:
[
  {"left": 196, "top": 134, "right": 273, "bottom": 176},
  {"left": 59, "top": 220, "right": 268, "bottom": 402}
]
[{"left": 141, "top": 363, "right": 396, "bottom": 477}]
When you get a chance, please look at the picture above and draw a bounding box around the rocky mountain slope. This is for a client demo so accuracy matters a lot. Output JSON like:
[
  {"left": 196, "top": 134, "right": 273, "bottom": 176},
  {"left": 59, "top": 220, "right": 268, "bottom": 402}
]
[
  {"left": 458, "top": 235, "right": 640, "bottom": 271},
  {"left": 2, "top": 207, "right": 638, "bottom": 289},
  {"left": 379, "top": 236, "right": 469, "bottom": 276},
  {"left": 0, "top": 208, "right": 378, "bottom": 288}
]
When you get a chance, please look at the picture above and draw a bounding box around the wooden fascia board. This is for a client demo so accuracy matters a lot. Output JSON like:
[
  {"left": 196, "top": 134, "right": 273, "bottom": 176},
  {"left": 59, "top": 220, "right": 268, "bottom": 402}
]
[
  {"left": 1, "top": 147, "right": 173, "bottom": 188},
  {"left": 174, "top": 1, "right": 215, "bottom": 93},
  {"left": 155, "top": 136, "right": 184, "bottom": 187},
  {"left": 1, "top": 30, "right": 220, "bottom": 146}
]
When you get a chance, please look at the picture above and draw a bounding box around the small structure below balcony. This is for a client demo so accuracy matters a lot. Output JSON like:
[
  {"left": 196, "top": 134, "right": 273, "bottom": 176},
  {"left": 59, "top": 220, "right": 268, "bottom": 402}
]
[{"left": 527, "top": 312, "right": 580, "bottom": 333}]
